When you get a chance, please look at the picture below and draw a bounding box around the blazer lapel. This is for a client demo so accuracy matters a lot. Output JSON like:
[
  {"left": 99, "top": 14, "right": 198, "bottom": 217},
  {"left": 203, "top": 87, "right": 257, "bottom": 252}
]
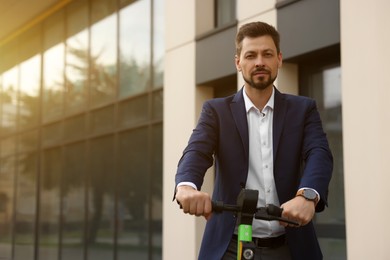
[
  {"left": 273, "top": 88, "right": 287, "bottom": 160},
  {"left": 230, "top": 88, "right": 249, "bottom": 160}
]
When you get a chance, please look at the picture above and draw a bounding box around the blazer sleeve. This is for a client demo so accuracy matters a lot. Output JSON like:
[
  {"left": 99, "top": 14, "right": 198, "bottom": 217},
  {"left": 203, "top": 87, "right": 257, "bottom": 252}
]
[
  {"left": 299, "top": 99, "right": 333, "bottom": 212},
  {"left": 175, "top": 101, "right": 218, "bottom": 190}
]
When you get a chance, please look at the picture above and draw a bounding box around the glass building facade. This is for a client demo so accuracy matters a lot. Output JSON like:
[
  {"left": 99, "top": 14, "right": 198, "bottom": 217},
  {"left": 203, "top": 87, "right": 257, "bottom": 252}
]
[{"left": 0, "top": 0, "right": 164, "bottom": 259}]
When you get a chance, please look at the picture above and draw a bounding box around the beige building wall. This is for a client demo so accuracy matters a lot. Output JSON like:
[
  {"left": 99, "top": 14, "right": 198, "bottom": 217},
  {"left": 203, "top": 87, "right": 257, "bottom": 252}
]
[
  {"left": 163, "top": 0, "right": 197, "bottom": 259},
  {"left": 340, "top": 0, "right": 390, "bottom": 259}
]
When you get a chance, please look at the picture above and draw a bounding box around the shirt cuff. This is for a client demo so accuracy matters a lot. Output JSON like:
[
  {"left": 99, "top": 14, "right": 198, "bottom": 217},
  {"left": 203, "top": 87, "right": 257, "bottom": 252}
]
[{"left": 177, "top": 182, "right": 198, "bottom": 190}]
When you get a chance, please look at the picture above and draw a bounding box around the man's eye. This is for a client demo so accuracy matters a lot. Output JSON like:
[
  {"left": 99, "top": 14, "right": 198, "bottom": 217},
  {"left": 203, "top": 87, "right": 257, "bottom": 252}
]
[{"left": 245, "top": 54, "right": 255, "bottom": 59}]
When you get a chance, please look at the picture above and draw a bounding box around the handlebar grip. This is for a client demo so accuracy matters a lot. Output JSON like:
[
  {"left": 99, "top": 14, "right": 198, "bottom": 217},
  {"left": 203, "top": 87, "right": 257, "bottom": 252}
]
[
  {"left": 266, "top": 204, "right": 283, "bottom": 217},
  {"left": 212, "top": 201, "right": 224, "bottom": 213},
  {"left": 212, "top": 201, "right": 240, "bottom": 213}
]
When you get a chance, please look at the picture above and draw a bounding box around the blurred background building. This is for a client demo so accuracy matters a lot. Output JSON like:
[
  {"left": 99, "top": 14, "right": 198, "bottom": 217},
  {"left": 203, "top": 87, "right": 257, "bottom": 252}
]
[{"left": 0, "top": 0, "right": 389, "bottom": 260}]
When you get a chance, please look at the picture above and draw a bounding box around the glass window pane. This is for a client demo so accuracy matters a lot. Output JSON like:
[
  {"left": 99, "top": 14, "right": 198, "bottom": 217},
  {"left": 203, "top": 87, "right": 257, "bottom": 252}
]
[
  {"left": 0, "top": 156, "right": 16, "bottom": 259},
  {"left": 151, "top": 124, "right": 162, "bottom": 259},
  {"left": 19, "top": 55, "right": 41, "bottom": 128},
  {"left": 18, "top": 130, "right": 38, "bottom": 153},
  {"left": 216, "top": 0, "right": 235, "bottom": 27},
  {"left": 1, "top": 67, "right": 18, "bottom": 134},
  {"left": 315, "top": 66, "right": 344, "bottom": 224},
  {"left": 152, "top": 90, "right": 163, "bottom": 120},
  {"left": 301, "top": 64, "right": 346, "bottom": 259},
  {"left": 64, "top": 114, "right": 86, "bottom": 142},
  {"left": 43, "top": 13, "right": 65, "bottom": 122},
  {"left": 119, "top": 0, "right": 151, "bottom": 97},
  {"left": 42, "top": 122, "right": 63, "bottom": 147},
  {"left": 88, "top": 135, "right": 115, "bottom": 260},
  {"left": 1, "top": 136, "right": 16, "bottom": 158},
  {"left": 66, "top": 0, "right": 89, "bottom": 115},
  {"left": 89, "top": 105, "right": 115, "bottom": 135},
  {"left": 39, "top": 148, "right": 62, "bottom": 260},
  {"left": 90, "top": 0, "right": 117, "bottom": 107},
  {"left": 118, "top": 96, "right": 148, "bottom": 128},
  {"left": 43, "top": 43, "right": 65, "bottom": 122},
  {"left": 14, "top": 152, "right": 37, "bottom": 260},
  {"left": 153, "top": 0, "right": 164, "bottom": 89},
  {"left": 62, "top": 142, "right": 86, "bottom": 260},
  {"left": 117, "top": 128, "right": 148, "bottom": 260}
]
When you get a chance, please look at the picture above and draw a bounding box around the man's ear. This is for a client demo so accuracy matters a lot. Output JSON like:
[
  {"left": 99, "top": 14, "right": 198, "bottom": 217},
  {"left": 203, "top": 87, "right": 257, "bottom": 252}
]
[
  {"left": 278, "top": 52, "right": 283, "bottom": 68},
  {"left": 235, "top": 55, "right": 241, "bottom": 72}
]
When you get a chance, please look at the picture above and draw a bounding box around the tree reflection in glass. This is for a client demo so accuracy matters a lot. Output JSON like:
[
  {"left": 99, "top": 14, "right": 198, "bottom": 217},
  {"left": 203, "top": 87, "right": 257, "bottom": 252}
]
[{"left": 119, "top": 0, "right": 151, "bottom": 98}]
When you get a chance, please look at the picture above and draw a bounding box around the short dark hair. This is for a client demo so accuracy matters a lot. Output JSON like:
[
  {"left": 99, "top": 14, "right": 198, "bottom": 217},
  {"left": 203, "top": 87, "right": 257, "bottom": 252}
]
[{"left": 235, "top": 21, "right": 280, "bottom": 55}]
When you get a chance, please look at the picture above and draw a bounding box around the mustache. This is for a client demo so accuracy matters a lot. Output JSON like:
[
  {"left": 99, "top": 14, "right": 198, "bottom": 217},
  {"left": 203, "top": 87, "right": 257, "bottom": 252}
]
[{"left": 252, "top": 67, "right": 271, "bottom": 74}]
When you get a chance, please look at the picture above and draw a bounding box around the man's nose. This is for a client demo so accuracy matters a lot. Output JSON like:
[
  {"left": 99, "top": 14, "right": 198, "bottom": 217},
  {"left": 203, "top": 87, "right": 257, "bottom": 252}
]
[{"left": 255, "top": 57, "right": 265, "bottom": 67}]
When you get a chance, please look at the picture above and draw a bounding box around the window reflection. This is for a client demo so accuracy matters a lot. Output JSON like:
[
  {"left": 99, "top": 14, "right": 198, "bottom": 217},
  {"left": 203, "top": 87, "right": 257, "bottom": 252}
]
[
  {"left": 119, "top": 0, "right": 151, "bottom": 97},
  {"left": 66, "top": 0, "right": 88, "bottom": 115},
  {"left": 0, "top": 156, "right": 15, "bottom": 259},
  {"left": 90, "top": 14, "right": 117, "bottom": 107},
  {"left": 151, "top": 124, "right": 162, "bottom": 259},
  {"left": 152, "top": 90, "right": 163, "bottom": 120},
  {"left": 43, "top": 13, "right": 65, "bottom": 122},
  {"left": 89, "top": 105, "right": 115, "bottom": 135},
  {"left": 62, "top": 142, "right": 86, "bottom": 260},
  {"left": 42, "top": 122, "right": 63, "bottom": 147},
  {"left": 0, "top": 136, "right": 16, "bottom": 158},
  {"left": 66, "top": 31, "right": 88, "bottom": 115},
  {"left": 64, "top": 115, "right": 86, "bottom": 142},
  {"left": 18, "top": 130, "right": 38, "bottom": 154},
  {"left": 1, "top": 67, "right": 18, "bottom": 134},
  {"left": 153, "top": 0, "right": 165, "bottom": 89},
  {"left": 87, "top": 136, "right": 115, "bottom": 260},
  {"left": 20, "top": 55, "right": 41, "bottom": 128},
  {"left": 43, "top": 44, "right": 65, "bottom": 122},
  {"left": 39, "top": 148, "right": 61, "bottom": 260},
  {"left": 117, "top": 128, "right": 148, "bottom": 260},
  {"left": 0, "top": 0, "right": 164, "bottom": 259},
  {"left": 118, "top": 96, "right": 149, "bottom": 128},
  {"left": 14, "top": 152, "right": 37, "bottom": 260}
]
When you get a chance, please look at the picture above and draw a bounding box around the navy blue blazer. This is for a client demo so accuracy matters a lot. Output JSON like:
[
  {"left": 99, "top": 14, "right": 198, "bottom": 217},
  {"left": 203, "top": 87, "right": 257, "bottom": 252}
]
[{"left": 175, "top": 87, "right": 333, "bottom": 260}]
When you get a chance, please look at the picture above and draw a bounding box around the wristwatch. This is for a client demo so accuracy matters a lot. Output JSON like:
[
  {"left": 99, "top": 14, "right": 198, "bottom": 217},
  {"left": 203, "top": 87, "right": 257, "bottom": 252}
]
[{"left": 296, "top": 189, "right": 319, "bottom": 205}]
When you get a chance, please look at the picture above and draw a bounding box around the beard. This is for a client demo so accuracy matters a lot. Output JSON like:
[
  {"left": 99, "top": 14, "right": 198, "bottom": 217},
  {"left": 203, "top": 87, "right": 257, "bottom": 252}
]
[{"left": 243, "top": 68, "right": 277, "bottom": 90}]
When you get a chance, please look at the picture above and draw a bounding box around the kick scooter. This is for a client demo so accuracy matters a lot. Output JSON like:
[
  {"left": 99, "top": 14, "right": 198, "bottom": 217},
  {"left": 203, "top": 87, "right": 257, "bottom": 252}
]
[{"left": 212, "top": 189, "right": 299, "bottom": 260}]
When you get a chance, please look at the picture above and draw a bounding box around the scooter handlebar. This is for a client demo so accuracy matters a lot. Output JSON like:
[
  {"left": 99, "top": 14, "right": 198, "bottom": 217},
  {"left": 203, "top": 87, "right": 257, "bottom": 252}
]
[{"left": 211, "top": 200, "right": 299, "bottom": 226}]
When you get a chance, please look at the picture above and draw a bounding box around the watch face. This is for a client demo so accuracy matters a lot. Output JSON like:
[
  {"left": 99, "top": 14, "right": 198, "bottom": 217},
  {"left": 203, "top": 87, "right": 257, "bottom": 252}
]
[{"left": 303, "top": 189, "right": 317, "bottom": 200}]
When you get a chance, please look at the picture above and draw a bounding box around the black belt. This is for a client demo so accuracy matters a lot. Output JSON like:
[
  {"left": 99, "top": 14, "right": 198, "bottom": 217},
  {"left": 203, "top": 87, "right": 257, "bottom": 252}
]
[{"left": 232, "top": 234, "right": 286, "bottom": 248}]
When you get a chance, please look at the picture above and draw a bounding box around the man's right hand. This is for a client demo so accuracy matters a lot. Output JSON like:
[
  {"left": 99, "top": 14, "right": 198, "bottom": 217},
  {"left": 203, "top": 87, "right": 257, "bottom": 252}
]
[{"left": 175, "top": 185, "right": 212, "bottom": 220}]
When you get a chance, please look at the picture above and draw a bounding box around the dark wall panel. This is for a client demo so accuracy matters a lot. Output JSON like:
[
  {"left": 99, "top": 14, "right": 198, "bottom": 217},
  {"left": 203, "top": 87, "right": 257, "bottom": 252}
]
[
  {"left": 196, "top": 25, "right": 237, "bottom": 85},
  {"left": 277, "top": 0, "right": 340, "bottom": 59}
]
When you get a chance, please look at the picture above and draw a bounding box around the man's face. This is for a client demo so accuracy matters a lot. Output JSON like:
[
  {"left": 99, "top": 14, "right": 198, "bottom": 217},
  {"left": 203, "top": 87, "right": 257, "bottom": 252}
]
[{"left": 235, "top": 35, "right": 282, "bottom": 90}]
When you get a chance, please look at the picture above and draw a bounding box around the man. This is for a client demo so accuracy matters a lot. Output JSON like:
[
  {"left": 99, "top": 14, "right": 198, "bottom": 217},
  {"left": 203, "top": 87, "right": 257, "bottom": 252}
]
[{"left": 174, "top": 21, "right": 333, "bottom": 260}]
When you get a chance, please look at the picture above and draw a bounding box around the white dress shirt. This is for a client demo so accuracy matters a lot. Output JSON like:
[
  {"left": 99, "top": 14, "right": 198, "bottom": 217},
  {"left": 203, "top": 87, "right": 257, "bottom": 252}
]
[{"left": 241, "top": 86, "right": 286, "bottom": 238}]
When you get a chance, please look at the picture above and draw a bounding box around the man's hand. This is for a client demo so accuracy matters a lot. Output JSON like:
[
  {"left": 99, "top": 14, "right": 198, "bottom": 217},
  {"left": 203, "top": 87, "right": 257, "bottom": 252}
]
[
  {"left": 175, "top": 185, "right": 212, "bottom": 220},
  {"left": 280, "top": 196, "right": 316, "bottom": 227}
]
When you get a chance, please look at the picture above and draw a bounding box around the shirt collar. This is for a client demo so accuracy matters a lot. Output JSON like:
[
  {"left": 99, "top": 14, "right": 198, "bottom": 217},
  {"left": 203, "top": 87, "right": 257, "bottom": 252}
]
[{"left": 243, "top": 86, "right": 275, "bottom": 113}]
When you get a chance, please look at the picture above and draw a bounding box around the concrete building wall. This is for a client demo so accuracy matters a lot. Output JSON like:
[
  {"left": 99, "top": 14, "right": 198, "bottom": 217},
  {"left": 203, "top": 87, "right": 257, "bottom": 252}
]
[
  {"left": 340, "top": 0, "right": 390, "bottom": 259},
  {"left": 163, "top": 1, "right": 198, "bottom": 259}
]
